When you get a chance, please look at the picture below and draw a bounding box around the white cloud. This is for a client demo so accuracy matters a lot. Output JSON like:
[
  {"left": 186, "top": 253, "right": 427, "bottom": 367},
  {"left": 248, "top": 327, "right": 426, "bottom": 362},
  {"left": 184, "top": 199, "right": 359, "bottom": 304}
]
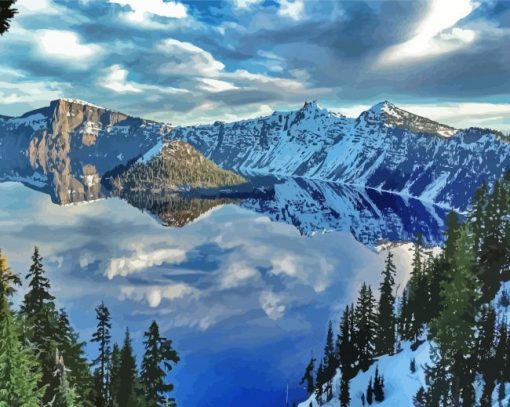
[
  {"left": 199, "top": 78, "right": 239, "bottom": 93},
  {"left": 106, "top": 248, "right": 187, "bottom": 279},
  {"left": 156, "top": 39, "right": 225, "bottom": 77},
  {"left": 219, "top": 261, "right": 259, "bottom": 289},
  {"left": 100, "top": 65, "right": 143, "bottom": 93},
  {"left": 99, "top": 64, "right": 188, "bottom": 95},
  {"left": 17, "top": 0, "right": 58, "bottom": 14},
  {"left": 380, "top": 0, "right": 479, "bottom": 64},
  {"left": 0, "top": 80, "right": 69, "bottom": 105},
  {"left": 259, "top": 291, "right": 286, "bottom": 320},
  {"left": 34, "top": 30, "right": 103, "bottom": 67},
  {"left": 109, "top": 0, "right": 187, "bottom": 19},
  {"left": 232, "top": 0, "right": 263, "bottom": 10},
  {"left": 278, "top": 0, "right": 304, "bottom": 20},
  {"left": 120, "top": 283, "right": 196, "bottom": 307}
]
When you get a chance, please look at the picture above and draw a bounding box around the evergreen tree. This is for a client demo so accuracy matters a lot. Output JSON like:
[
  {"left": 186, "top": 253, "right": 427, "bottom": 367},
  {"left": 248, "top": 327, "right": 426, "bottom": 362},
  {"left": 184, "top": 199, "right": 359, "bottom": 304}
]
[
  {"left": 414, "top": 386, "right": 426, "bottom": 406},
  {"left": 373, "top": 367, "right": 385, "bottom": 402},
  {"left": 366, "top": 377, "right": 373, "bottom": 405},
  {"left": 300, "top": 356, "right": 315, "bottom": 396},
  {"left": 337, "top": 305, "right": 357, "bottom": 379},
  {"left": 141, "top": 320, "right": 180, "bottom": 406},
  {"left": 19, "top": 246, "right": 62, "bottom": 404},
  {"left": 410, "top": 357, "right": 416, "bottom": 373},
  {"left": 322, "top": 321, "right": 336, "bottom": 399},
  {"left": 355, "top": 283, "right": 377, "bottom": 371},
  {"left": 406, "top": 234, "right": 428, "bottom": 341},
  {"left": 91, "top": 302, "right": 112, "bottom": 407},
  {"left": 117, "top": 329, "right": 138, "bottom": 407},
  {"left": 314, "top": 361, "right": 324, "bottom": 403},
  {"left": 0, "top": 251, "right": 44, "bottom": 406},
  {"left": 376, "top": 251, "right": 396, "bottom": 355},
  {"left": 429, "top": 226, "right": 479, "bottom": 405},
  {"left": 339, "top": 374, "right": 350, "bottom": 407},
  {"left": 110, "top": 343, "right": 122, "bottom": 406},
  {"left": 0, "top": 0, "right": 17, "bottom": 34}
]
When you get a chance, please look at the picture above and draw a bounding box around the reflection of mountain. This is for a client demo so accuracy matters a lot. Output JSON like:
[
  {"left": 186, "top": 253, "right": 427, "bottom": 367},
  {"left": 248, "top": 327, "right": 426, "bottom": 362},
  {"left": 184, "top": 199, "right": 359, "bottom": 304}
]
[
  {"left": 240, "top": 178, "right": 448, "bottom": 246},
  {"left": 114, "top": 177, "right": 448, "bottom": 246},
  {"left": 118, "top": 190, "right": 239, "bottom": 227}
]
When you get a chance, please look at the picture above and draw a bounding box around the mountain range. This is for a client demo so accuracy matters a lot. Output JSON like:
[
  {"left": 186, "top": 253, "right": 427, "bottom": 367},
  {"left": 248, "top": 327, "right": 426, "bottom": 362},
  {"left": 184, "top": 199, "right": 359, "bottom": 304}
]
[{"left": 0, "top": 98, "right": 509, "bottom": 210}]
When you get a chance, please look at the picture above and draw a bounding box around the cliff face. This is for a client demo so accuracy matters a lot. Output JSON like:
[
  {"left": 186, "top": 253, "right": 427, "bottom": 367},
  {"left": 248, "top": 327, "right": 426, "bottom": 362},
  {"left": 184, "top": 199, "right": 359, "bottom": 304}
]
[{"left": 0, "top": 99, "right": 171, "bottom": 204}]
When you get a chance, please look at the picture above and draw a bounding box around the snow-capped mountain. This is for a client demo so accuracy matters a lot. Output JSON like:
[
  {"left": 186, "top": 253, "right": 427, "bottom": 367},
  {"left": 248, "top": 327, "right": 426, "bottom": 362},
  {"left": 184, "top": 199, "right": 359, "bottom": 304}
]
[
  {"left": 172, "top": 101, "right": 510, "bottom": 210},
  {"left": 0, "top": 99, "right": 171, "bottom": 204}
]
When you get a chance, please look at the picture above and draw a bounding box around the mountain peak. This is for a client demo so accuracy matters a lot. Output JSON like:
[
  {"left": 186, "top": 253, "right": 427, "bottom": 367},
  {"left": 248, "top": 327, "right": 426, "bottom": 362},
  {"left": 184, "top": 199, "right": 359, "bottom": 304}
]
[
  {"left": 52, "top": 98, "right": 107, "bottom": 110},
  {"left": 369, "top": 100, "right": 396, "bottom": 114}
]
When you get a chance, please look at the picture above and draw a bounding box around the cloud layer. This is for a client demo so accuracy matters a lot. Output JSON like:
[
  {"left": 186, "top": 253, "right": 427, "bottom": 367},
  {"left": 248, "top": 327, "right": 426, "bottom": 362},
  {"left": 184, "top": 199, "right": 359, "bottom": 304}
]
[{"left": 1, "top": 0, "right": 509, "bottom": 129}]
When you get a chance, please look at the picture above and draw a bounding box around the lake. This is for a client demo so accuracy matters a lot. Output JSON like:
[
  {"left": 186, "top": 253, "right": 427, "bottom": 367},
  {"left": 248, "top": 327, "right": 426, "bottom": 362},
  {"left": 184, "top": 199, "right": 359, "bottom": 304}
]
[{"left": 0, "top": 178, "right": 446, "bottom": 406}]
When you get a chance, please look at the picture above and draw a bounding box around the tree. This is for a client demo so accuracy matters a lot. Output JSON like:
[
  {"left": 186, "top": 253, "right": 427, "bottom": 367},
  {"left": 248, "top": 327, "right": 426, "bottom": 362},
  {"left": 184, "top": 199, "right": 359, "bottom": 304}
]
[
  {"left": 117, "top": 329, "right": 138, "bottom": 407},
  {"left": 366, "top": 377, "right": 373, "bottom": 405},
  {"left": 322, "top": 321, "right": 336, "bottom": 399},
  {"left": 110, "top": 343, "right": 122, "bottom": 406},
  {"left": 19, "top": 246, "right": 61, "bottom": 404},
  {"left": 0, "top": 251, "right": 44, "bottom": 406},
  {"left": 300, "top": 356, "right": 315, "bottom": 396},
  {"left": 355, "top": 283, "right": 377, "bottom": 371},
  {"left": 429, "top": 226, "right": 479, "bottom": 405},
  {"left": 91, "top": 302, "right": 112, "bottom": 407},
  {"left": 376, "top": 251, "right": 396, "bottom": 355},
  {"left": 339, "top": 374, "right": 350, "bottom": 407},
  {"left": 0, "top": 0, "right": 17, "bottom": 34},
  {"left": 373, "top": 366, "right": 385, "bottom": 402},
  {"left": 141, "top": 320, "right": 180, "bottom": 406},
  {"left": 337, "top": 305, "right": 357, "bottom": 379}
]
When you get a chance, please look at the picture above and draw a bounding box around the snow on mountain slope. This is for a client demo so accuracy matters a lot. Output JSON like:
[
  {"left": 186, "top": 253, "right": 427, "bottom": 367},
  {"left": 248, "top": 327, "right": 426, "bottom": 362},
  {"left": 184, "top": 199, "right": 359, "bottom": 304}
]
[
  {"left": 298, "top": 341, "right": 431, "bottom": 407},
  {"left": 172, "top": 101, "right": 510, "bottom": 210}
]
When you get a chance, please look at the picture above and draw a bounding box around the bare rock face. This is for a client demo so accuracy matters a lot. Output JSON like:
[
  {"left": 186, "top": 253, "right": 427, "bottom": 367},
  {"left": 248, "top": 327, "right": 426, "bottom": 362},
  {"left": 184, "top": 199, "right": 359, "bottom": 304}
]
[{"left": 0, "top": 99, "right": 172, "bottom": 204}]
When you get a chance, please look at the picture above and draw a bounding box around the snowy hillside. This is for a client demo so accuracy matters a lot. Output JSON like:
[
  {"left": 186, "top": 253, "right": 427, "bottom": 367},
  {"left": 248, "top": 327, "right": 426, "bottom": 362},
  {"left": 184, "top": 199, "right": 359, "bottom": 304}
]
[{"left": 172, "top": 101, "right": 510, "bottom": 210}]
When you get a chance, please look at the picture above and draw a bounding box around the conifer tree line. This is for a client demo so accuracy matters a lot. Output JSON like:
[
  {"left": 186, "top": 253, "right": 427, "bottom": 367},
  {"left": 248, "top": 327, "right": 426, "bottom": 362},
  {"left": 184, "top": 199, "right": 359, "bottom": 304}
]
[
  {"left": 301, "top": 172, "right": 510, "bottom": 406},
  {"left": 0, "top": 247, "right": 180, "bottom": 406}
]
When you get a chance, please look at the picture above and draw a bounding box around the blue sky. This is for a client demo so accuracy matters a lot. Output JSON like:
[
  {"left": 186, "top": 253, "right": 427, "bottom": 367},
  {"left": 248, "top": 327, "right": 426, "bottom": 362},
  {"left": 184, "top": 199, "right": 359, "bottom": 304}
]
[{"left": 1, "top": 0, "right": 510, "bottom": 130}]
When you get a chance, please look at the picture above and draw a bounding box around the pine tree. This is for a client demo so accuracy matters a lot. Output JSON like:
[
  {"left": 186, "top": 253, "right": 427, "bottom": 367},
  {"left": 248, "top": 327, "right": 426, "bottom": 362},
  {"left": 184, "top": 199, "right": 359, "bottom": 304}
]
[
  {"left": 339, "top": 374, "right": 350, "bottom": 407},
  {"left": 19, "top": 246, "right": 62, "bottom": 404},
  {"left": 314, "top": 361, "right": 324, "bottom": 403},
  {"left": 366, "top": 377, "right": 373, "bottom": 405},
  {"left": 355, "top": 283, "right": 377, "bottom": 371},
  {"left": 337, "top": 305, "right": 357, "bottom": 379},
  {"left": 373, "top": 366, "right": 385, "bottom": 402},
  {"left": 406, "top": 234, "right": 428, "bottom": 341},
  {"left": 91, "top": 302, "right": 112, "bottom": 407},
  {"left": 141, "top": 320, "right": 180, "bottom": 406},
  {"left": 429, "top": 226, "right": 479, "bottom": 405},
  {"left": 110, "top": 343, "right": 122, "bottom": 406},
  {"left": 0, "top": 0, "right": 17, "bottom": 34},
  {"left": 300, "top": 356, "right": 315, "bottom": 395},
  {"left": 410, "top": 357, "right": 416, "bottom": 373},
  {"left": 0, "top": 252, "right": 44, "bottom": 406},
  {"left": 117, "top": 328, "right": 138, "bottom": 407},
  {"left": 414, "top": 386, "right": 426, "bottom": 406},
  {"left": 376, "top": 251, "right": 396, "bottom": 355},
  {"left": 322, "top": 321, "right": 336, "bottom": 399}
]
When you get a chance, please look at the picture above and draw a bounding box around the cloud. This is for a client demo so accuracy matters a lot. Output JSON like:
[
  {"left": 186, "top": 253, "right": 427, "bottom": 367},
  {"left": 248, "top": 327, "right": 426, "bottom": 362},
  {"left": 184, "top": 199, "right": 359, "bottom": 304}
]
[
  {"left": 34, "top": 30, "right": 103, "bottom": 67},
  {"left": 199, "top": 78, "right": 239, "bottom": 93},
  {"left": 156, "top": 39, "right": 225, "bottom": 77},
  {"left": 259, "top": 291, "right": 286, "bottom": 320},
  {"left": 120, "top": 283, "right": 196, "bottom": 307},
  {"left": 278, "top": 0, "right": 305, "bottom": 21},
  {"left": 109, "top": 0, "right": 187, "bottom": 19},
  {"left": 219, "top": 261, "right": 259, "bottom": 289},
  {"left": 106, "top": 248, "right": 187, "bottom": 279},
  {"left": 380, "top": 0, "right": 478, "bottom": 64},
  {"left": 232, "top": 0, "right": 263, "bottom": 10}
]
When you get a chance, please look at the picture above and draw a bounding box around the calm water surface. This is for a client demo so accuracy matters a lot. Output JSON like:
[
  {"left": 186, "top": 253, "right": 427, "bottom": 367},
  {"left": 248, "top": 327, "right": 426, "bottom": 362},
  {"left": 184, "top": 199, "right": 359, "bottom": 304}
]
[{"left": 0, "top": 180, "right": 437, "bottom": 407}]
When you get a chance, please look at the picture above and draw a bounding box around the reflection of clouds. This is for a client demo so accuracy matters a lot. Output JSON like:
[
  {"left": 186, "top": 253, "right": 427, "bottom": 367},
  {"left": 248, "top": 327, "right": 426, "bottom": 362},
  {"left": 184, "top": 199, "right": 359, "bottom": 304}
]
[
  {"left": 106, "top": 248, "right": 187, "bottom": 279},
  {"left": 259, "top": 291, "right": 286, "bottom": 320},
  {"left": 120, "top": 283, "right": 197, "bottom": 307},
  {"left": 0, "top": 183, "right": 414, "bottom": 337}
]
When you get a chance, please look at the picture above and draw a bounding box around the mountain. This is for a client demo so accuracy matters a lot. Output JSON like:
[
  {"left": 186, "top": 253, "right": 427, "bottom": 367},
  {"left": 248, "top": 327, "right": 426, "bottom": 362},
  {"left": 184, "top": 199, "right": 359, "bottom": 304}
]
[
  {"left": 114, "top": 140, "right": 246, "bottom": 193},
  {"left": 172, "top": 101, "right": 510, "bottom": 210},
  {"left": 0, "top": 98, "right": 171, "bottom": 204}
]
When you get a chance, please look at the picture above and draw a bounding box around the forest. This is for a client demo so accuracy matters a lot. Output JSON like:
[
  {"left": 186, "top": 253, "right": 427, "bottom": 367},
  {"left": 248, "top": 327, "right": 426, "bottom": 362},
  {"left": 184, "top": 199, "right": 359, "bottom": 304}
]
[
  {"left": 0, "top": 247, "right": 180, "bottom": 406},
  {"left": 302, "top": 172, "right": 510, "bottom": 406}
]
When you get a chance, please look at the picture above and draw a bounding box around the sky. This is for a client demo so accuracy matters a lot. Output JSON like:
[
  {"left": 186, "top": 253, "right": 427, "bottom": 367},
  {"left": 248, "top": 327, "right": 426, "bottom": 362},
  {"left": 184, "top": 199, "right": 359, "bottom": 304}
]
[{"left": 1, "top": 0, "right": 510, "bottom": 130}]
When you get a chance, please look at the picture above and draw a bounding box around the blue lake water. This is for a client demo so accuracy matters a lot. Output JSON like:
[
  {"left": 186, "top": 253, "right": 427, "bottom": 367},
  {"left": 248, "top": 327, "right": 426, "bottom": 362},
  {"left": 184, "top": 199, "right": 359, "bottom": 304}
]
[{"left": 0, "top": 180, "right": 444, "bottom": 406}]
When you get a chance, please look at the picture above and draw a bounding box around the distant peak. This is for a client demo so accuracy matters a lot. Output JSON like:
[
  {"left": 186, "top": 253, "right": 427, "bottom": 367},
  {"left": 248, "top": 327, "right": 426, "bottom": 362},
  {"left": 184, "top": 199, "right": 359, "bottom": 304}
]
[
  {"left": 369, "top": 100, "right": 396, "bottom": 114},
  {"left": 53, "top": 98, "right": 106, "bottom": 110},
  {"left": 298, "top": 100, "right": 329, "bottom": 115}
]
